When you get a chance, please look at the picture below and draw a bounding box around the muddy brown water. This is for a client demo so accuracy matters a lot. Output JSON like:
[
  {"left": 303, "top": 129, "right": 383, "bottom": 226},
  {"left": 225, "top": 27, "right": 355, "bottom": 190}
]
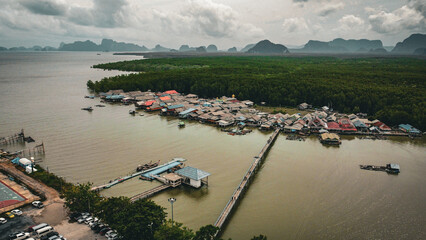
[{"left": 0, "top": 52, "right": 425, "bottom": 240}]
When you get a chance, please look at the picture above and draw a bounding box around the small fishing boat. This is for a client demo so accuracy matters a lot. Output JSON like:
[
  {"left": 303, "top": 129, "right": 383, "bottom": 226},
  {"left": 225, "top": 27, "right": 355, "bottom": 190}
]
[
  {"left": 129, "top": 110, "right": 136, "bottom": 115},
  {"left": 139, "top": 113, "right": 144, "bottom": 116},
  {"left": 81, "top": 107, "right": 93, "bottom": 111},
  {"left": 136, "top": 160, "right": 160, "bottom": 172},
  {"left": 359, "top": 163, "right": 400, "bottom": 174},
  {"left": 178, "top": 121, "right": 185, "bottom": 127},
  {"left": 95, "top": 104, "right": 105, "bottom": 107}
]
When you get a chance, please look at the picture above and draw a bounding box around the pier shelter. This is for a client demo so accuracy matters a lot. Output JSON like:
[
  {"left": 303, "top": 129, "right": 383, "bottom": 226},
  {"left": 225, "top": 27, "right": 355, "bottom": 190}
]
[
  {"left": 162, "top": 173, "right": 182, "bottom": 187},
  {"left": 176, "top": 166, "right": 210, "bottom": 188}
]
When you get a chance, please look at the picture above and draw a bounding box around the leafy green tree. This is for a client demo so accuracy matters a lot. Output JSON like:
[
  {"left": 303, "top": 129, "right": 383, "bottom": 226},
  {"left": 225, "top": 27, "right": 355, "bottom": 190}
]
[
  {"left": 251, "top": 235, "right": 267, "bottom": 240},
  {"left": 154, "top": 220, "right": 195, "bottom": 240},
  {"left": 64, "top": 182, "right": 101, "bottom": 213},
  {"left": 194, "top": 225, "right": 220, "bottom": 240},
  {"left": 96, "top": 198, "right": 166, "bottom": 240}
]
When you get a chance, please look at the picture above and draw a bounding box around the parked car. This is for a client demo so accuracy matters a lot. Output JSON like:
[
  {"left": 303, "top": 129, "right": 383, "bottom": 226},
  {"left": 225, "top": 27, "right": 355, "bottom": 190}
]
[
  {"left": 77, "top": 215, "right": 90, "bottom": 224},
  {"left": 89, "top": 221, "right": 98, "bottom": 228},
  {"left": 9, "top": 232, "right": 30, "bottom": 240},
  {"left": 28, "top": 223, "right": 49, "bottom": 232},
  {"left": 69, "top": 212, "right": 81, "bottom": 222},
  {"left": 32, "top": 201, "right": 44, "bottom": 208},
  {"left": 0, "top": 217, "right": 7, "bottom": 224},
  {"left": 106, "top": 230, "right": 118, "bottom": 239},
  {"left": 93, "top": 224, "right": 105, "bottom": 232},
  {"left": 5, "top": 212, "right": 14, "bottom": 218},
  {"left": 105, "top": 230, "right": 115, "bottom": 237},
  {"left": 40, "top": 231, "right": 59, "bottom": 240},
  {"left": 84, "top": 217, "right": 94, "bottom": 224},
  {"left": 99, "top": 227, "right": 111, "bottom": 235},
  {"left": 11, "top": 209, "right": 23, "bottom": 216},
  {"left": 107, "top": 233, "right": 119, "bottom": 240}
]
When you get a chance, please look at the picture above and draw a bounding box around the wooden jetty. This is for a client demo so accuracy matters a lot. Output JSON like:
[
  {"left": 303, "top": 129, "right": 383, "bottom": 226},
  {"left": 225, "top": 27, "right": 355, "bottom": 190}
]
[
  {"left": 214, "top": 128, "right": 280, "bottom": 232},
  {"left": 15, "top": 142, "right": 45, "bottom": 157},
  {"left": 0, "top": 129, "right": 25, "bottom": 145},
  {"left": 91, "top": 158, "right": 185, "bottom": 191},
  {"left": 130, "top": 184, "right": 171, "bottom": 202}
]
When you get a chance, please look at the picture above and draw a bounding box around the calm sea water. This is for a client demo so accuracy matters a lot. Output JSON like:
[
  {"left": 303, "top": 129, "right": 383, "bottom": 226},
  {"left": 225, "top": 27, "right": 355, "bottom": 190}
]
[{"left": 0, "top": 52, "right": 425, "bottom": 240}]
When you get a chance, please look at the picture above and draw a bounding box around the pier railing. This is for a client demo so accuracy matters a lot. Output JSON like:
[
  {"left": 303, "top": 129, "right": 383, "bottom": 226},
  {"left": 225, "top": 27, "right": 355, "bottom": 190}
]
[{"left": 214, "top": 128, "right": 280, "bottom": 231}]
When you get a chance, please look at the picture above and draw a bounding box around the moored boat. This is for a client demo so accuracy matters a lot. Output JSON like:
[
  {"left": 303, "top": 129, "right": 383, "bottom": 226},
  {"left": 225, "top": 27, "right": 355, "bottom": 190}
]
[
  {"left": 319, "top": 133, "right": 341, "bottom": 145},
  {"left": 178, "top": 121, "right": 185, "bottom": 127},
  {"left": 81, "top": 107, "right": 93, "bottom": 111},
  {"left": 136, "top": 160, "right": 160, "bottom": 172}
]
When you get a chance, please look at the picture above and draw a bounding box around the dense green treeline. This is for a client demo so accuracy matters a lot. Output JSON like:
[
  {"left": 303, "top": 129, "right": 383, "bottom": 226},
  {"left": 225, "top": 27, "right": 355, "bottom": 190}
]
[{"left": 90, "top": 57, "right": 425, "bottom": 130}]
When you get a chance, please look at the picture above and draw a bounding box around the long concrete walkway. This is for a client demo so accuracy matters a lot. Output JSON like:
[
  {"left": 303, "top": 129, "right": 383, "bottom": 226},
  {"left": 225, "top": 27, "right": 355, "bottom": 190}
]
[{"left": 214, "top": 128, "right": 280, "bottom": 232}]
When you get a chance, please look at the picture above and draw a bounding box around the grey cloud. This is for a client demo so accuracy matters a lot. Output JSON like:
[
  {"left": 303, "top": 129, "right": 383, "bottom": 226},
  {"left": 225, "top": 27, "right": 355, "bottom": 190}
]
[
  {"left": 317, "top": 3, "right": 344, "bottom": 17},
  {"left": 20, "top": 0, "right": 66, "bottom": 16},
  {"left": 409, "top": 0, "right": 426, "bottom": 17},
  {"left": 156, "top": 0, "right": 264, "bottom": 39},
  {"left": 68, "top": 0, "right": 128, "bottom": 28},
  {"left": 368, "top": 2, "right": 425, "bottom": 34}
]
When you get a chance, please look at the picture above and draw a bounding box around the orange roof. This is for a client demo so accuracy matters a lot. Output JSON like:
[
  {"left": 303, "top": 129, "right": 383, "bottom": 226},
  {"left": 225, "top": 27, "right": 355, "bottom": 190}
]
[
  {"left": 144, "top": 100, "right": 155, "bottom": 106},
  {"left": 164, "top": 90, "right": 178, "bottom": 95},
  {"left": 160, "top": 96, "right": 171, "bottom": 101}
]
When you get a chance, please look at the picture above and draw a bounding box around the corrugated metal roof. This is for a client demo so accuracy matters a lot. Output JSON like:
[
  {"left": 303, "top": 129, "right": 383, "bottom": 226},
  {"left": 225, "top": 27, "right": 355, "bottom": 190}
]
[
  {"left": 141, "top": 161, "right": 183, "bottom": 179},
  {"left": 179, "top": 108, "right": 196, "bottom": 115},
  {"left": 167, "top": 104, "right": 185, "bottom": 110},
  {"left": 176, "top": 166, "right": 210, "bottom": 181}
]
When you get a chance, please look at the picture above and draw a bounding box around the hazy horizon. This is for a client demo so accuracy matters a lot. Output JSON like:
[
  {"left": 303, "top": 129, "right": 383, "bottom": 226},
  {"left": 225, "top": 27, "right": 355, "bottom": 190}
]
[{"left": 0, "top": 0, "right": 425, "bottom": 49}]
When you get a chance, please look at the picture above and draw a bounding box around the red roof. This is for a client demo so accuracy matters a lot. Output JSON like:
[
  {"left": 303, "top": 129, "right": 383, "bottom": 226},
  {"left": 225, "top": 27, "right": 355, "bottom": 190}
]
[
  {"left": 164, "top": 90, "right": 179, "bottom": 95},
  {"left": 144, "top": 100, "right": 155, "bottom": 106},
  {"left": 327, "top": 121, "right": 341, "bottom": 130},
  {"left": 160, "top": 96, "right": 171, "bottom": 101},
  {"left": 339, "top": 119, "right": 357, "bottom": 132},
  {"left": 378, "top": 123, "right": 391, "bottom": 131}
]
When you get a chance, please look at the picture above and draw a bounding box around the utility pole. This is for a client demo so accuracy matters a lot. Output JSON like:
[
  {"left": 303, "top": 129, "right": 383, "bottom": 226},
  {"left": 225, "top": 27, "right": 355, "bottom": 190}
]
[{"left": 168, "top": 197, "right": 176, "bottom": 224}]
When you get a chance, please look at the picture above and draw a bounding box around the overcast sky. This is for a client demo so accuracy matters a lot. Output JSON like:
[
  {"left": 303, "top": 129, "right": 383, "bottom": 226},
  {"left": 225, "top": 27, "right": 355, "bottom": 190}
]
[{"left": 0, "top": 0, "right": 425, "bottom": 49}]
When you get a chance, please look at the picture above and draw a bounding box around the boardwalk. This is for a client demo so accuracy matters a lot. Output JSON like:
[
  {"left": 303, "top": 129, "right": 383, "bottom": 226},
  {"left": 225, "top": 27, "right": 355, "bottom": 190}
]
[
  {"left": 91, "top": 158, "right": 185, "bottom": 191},
  {"left": 214, "top": 128, "right": 280, "bottom": 231},
  {"left": 130, "top": 184, "right": 170, "bottom": 202}
]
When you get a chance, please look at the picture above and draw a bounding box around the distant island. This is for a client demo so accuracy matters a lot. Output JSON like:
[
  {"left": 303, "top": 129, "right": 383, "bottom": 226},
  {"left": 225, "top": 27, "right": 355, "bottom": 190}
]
[
  {"left": 1, "top": 34, "right": 425, "bottom": 55},
  {"left": 246, "top": 40, "right": 289, "bottom": 54},
  {"left": 392, "top": 33, "right": 426, "bottom": 54},
  {"left": 293, "top": 38, "right": 385, "bottom": 53},
  {"left": 59, "top": 39, "right": 148, "bottom": 52}
]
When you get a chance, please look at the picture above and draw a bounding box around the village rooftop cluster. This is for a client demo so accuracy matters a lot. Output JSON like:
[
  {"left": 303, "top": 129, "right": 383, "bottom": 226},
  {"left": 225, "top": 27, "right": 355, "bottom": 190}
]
[{"left": 99, "top": 90, "right": 422, "bottom": 136}]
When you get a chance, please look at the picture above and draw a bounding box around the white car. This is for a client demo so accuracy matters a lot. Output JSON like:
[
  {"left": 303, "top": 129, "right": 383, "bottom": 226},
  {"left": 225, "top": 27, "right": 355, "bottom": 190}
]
[
  {"left": 0, "top": 217, "right": 7, "bottom": 224},
  {"left": 11, "top": 209, "right": 23, "bottom": 216},
  {"left": 10, "top": 232, "right": 30, "bottom": 240},
  {"left": 32, "top": 201, "right": 44, "bottom": 208},
  {"left": 84, "top": 217, "right": 94, "bottom": 224}
]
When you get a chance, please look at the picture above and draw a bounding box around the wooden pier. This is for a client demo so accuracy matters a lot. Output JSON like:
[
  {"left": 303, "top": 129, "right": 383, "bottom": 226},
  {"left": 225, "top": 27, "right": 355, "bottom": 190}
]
[
  {"left": 130, "top": 184, "right": 171, "bottom": 202},
  {"left": 0, "top": 129, "right": 25, "bottom": 145},
  {"left": 214, "top": 128, "right": 280, "bottom": 232},
  {"left": 91, "top": 158, "right": 185, "bottom": 191},
  {"left": 15, "top": 142, "right": 45, "bottom": 158}
]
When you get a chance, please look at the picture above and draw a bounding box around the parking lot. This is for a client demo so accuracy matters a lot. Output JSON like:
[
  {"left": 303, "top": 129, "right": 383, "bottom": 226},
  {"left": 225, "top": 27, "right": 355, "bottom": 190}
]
[
  {"left": 0, "top": 213, "right": 35, "bottom": 240},
  {"left": 1, "top": 203, "right": 106, "bottom": 240}
]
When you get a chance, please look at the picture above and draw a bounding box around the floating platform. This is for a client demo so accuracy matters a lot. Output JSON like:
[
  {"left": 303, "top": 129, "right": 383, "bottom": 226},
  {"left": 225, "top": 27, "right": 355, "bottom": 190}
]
[{"left": 359, "top": 163, "right": 400, "bottom": 174}]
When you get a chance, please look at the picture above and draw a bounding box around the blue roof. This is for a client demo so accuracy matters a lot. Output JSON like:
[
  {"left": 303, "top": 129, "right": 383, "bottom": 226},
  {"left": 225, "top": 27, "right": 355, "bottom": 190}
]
[
  {"left": 352, "top": 120, "right": 367, "bottom": 128},
  {"left": 141, "top": 162, "right": 183, "bottom": 179},
  {"left": 106, "top": 95, "right": 124, "bottom": 100},
  {"left": 179, "top": 108, "right": 197, "bottom": 115},
  {"left": 175, "top": 166, "right": 210, "bottom": 181},
  {"left": 167, "top": 104, "right": 184, "bottom": 110},
  {"left": 399, "top": 124, "right": 420, "bottom": 133}
]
